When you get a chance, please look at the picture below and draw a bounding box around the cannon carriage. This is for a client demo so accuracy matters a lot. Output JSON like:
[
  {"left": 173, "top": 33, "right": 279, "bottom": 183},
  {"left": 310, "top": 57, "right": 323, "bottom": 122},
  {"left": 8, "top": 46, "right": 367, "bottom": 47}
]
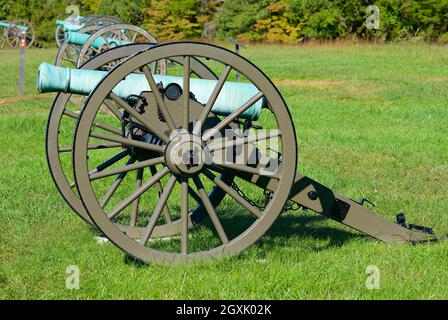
[
  {"left": 38, "top": 42, "right": 438, "bottom": 264},
  {"left": 55, "top": 14, "right": 122, "bottom": 48},
  {"left": 55, "top": 23, "right": 159, "bottom": 69}
]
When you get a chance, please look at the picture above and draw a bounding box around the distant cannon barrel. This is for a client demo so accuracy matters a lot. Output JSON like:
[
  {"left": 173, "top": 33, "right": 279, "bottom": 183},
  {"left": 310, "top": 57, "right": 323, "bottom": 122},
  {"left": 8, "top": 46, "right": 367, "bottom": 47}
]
[
  {"left": 65, "top": 31, "right": 133, "bottom": 49},
  {"left": 37, "top": 63, "right": 264, "bottom": 119},
  {"left": 55, "top": 16, "right": 84, "bottom": 26},
  {"left": 0, "top": 21, "right": 28, "bottom": 32},
  {"left": 63, "top": 24, "right": 85, "bottom": 32}
]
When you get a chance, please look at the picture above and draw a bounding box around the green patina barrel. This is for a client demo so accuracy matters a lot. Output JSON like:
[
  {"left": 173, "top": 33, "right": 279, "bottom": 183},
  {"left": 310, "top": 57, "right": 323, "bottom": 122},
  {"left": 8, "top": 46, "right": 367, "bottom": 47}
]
[
  {"left": 55, "top": 16, "right": 84, "bottom": 26},
  {"left": 0, "top": 21, "right": 28, "bottom": 31},
  {"left": 63, "top": 24, "right": 85, "bottom": 32},
  {"left": 37, "top": 63, "right": 263, "bottom": 120},
  {"left": 65, "top": 31, "right": 133, "bottom": 49}
]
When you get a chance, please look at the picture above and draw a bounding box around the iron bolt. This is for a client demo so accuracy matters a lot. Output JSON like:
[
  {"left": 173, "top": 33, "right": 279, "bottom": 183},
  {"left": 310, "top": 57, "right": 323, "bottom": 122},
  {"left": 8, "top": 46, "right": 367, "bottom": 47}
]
[{"left": 307, "top": 191, "right": 318, "bottom": 201}]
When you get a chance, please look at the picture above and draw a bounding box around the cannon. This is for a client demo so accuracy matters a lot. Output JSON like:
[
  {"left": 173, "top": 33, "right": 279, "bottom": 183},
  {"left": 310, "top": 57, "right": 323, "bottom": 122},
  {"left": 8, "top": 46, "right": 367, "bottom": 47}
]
[
  {"left": 55, "top": 24, "right": 158, "bottom": 69},
  {"left": 0, "top": 19, "right": 35, "bottom": 48},
  {"left": 55, "top": 14, "right": 122, "bottom": 47},
  {"left": 38, "top": 42, "right": 438, "bottom": 264}
]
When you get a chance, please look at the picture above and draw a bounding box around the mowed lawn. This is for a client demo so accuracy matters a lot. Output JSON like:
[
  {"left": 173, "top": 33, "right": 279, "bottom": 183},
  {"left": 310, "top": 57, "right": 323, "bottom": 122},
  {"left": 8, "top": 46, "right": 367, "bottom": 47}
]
[{"left": 0, "top": 43, "right": 447, "bottom": 299}]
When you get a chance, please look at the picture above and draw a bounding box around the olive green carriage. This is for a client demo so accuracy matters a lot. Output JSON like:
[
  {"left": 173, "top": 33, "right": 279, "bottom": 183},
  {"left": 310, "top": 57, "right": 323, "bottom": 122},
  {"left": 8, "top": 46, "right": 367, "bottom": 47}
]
[
  {"left": 55, "top": 23, "right": 158, "bottom": 68},
  {"left": 55, "top": 14, "right": 122, "bottom": 48},
  {"left": 37, "top": 42, "right": 438, "bottom": 264}
]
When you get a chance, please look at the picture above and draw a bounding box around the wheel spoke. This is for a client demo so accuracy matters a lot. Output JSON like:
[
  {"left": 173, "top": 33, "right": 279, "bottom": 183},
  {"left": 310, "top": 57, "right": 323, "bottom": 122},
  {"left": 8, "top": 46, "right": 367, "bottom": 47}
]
[
  {"left": 131, "top": 32, "right": 138, "bottom": 42},
  {"left": 149, "top": 166, "right": 172, "bottom": 223},
  {"left": 202, "top": 92, "right": 264, "bottom": 142},
  {"left": 102, "top": 99, "right": 123, "bottom": 121},
  {"left": 63, "top": 57, "right": 77, "bottom": 65},
  {"left": 108, "top": 92, "right": 169, "bottom": 143},
  {"left": 89, "top": 131, "right": 165, "bottom": 154},
  {"left": 183, "top": 56, "right": 190, "bottom": 130},
  {"left": 181, "top": 179, "right": 189, "bottom": 254},
  {"left": 202, "top": 170, "right": 262, "bottom": 218},
  {"left": 130, "top": 168, "right": 144, "bottom": 227},
  {"left": 208, "top": 130, "right": 281, "bottom": 152},
  {"left": 94, "top": 150, "right": 130, "bottom": 172},
  {"left": 209, "top": 162, "right": 280, "bottom": 180},
  {"left": 64, "top": 109, "right": 121, "bottom": 135},
  {"left": 192, "top": 176, "right": 229, "bottom": 244},
  {"left": 101, "top": 158, "right": 136, "bottom": 208},
  {"left": 188, "top": 185, "right": 202, "bottom": 205},
  {"left": 193, "top": 65, "right": 232, "bottom": 136},
  {"left": 141, "top": 65, "right": 176, "bottom": 131},
  {"left": 90, "top": 156, "right": 164, "bottom": 181},
  {"left": 58, "top": 142, "right": 122, "bottom": 153},
  {"left": 108, "top": 167, "right": 170, "bottom": 220},
  {"left": 139, "top": 174, "right": 177, "bottom": 245}
]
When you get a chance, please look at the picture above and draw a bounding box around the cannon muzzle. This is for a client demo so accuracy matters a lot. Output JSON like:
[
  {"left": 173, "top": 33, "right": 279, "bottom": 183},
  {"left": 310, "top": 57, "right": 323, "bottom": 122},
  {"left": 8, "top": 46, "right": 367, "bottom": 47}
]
[{"left": 37, "top": 63, "right": 264, "bottom": 119}]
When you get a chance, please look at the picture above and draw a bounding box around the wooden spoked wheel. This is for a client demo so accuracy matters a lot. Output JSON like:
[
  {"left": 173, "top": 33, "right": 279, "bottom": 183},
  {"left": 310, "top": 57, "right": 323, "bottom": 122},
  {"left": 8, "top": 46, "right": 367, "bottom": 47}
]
[
  {"left": 83, "top": 15, "right": 122, "bottom": 28},
  {"left": 55, "top": 15, "right": 122, "bottom": 48},
  {"left": 76, "top": 24, "right": 159, "bottom": 68},
  {"left": 5, "top": 19, "right": 35, "bottom": 48},
  {"left": 55, "top": 25, "right": 101, "bottom": 67},
  {"left": 72, "top": 42, "right": 297, "bottom": 263},
  {"left": 0, "top": 21, "right": 7, "bottom": 48},
  {"left": 47, "top": 43, "right": 233, "bottom": 238},
  {"left": 55, "top": 24, "right": 66, "bottom": 48}
]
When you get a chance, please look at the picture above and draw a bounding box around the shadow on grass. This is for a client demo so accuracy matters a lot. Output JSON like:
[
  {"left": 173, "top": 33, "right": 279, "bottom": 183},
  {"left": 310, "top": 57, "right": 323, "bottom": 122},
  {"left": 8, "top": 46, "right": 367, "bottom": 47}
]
[
  {"left": 123, "top": 254, "right": 148, "bottom": 267},
  {"left": 264, "top": 213, "right": 362, "bottom": 248},
  {"left": 122, "top": 202, "right": 362, "bottom": 266}
]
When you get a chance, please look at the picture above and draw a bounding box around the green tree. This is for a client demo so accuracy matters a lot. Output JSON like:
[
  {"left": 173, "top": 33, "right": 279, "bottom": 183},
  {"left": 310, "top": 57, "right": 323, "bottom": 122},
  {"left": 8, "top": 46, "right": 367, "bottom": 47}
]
[
  {"left": 144, "top": 0, "right": 219, "bottom": 40},
  {"left": 216, "top": 0, "right": 276, "bottom": 41}
]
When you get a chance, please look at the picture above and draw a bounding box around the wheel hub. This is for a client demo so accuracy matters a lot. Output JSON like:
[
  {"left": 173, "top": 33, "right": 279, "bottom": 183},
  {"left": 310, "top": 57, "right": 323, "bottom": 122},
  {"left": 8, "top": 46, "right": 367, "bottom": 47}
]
[{"left": 165, "top": 133, "right": 206, "bottom": 177}]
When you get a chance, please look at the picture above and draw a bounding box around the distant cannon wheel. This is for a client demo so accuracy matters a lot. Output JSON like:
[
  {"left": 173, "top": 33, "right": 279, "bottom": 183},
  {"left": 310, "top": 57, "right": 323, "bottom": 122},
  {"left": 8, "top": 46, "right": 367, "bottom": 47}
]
[
  {"left": 72, "top": 42, "right": 297, "bottom": 263},
  {"left": 83, "top": 15, "right": 122, "bottom": 28},
  {"left": 55, "top": 16, "right": 82, "bottom": 48},
  {"left": 47, "top": 43, "right": 233, "bottom": 239},
  {"left": 5, "top": 19, "right": 35, "bottom": 48},
  {"left": 0, "top": 20, "right": 8, "bottom": 48},
  {"left": 55, "top": 15, "right": 122, "bottom": 48},
  {"left": 76, "top": 24, "right": 160, "bottom": 69},
  {"left": 55, "top": 25, "right": 101, "bottom": 67}
]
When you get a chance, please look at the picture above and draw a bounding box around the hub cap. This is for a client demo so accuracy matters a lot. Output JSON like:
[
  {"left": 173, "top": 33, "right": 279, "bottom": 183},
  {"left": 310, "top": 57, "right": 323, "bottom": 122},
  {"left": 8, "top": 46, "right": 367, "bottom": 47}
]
[{"left": 165, "top": 133, "right": 206, "bottom": 177}]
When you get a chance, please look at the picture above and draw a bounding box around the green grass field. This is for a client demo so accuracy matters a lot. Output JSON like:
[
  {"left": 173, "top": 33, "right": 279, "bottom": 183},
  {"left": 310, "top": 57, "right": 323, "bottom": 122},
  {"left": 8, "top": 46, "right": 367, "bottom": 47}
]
[{"left": 0, "top": 43, "right": 447, "bottom": 299}]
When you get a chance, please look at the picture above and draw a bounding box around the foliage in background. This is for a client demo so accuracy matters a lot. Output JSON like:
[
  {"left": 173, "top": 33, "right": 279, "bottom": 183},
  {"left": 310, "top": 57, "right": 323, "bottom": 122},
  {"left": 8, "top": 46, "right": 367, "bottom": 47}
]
[
  {"left": 216, "top": 0, "right": 448, "bottom": 43},
  {"left": 143, "top": 0, "right": 221, "bottom": 40},
  {"left": 0, "top": 0, "right": 447, "bottom": 44},
  {"left": 0, "top": 0, "right": 89, "bottom": 45}
]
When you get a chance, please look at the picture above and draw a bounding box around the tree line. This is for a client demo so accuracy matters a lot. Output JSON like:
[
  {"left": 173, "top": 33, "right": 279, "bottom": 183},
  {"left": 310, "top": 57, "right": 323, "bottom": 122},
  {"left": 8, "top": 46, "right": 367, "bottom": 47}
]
[{"left": 1, "top": 0, "right": 447, "bottom": 45}]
